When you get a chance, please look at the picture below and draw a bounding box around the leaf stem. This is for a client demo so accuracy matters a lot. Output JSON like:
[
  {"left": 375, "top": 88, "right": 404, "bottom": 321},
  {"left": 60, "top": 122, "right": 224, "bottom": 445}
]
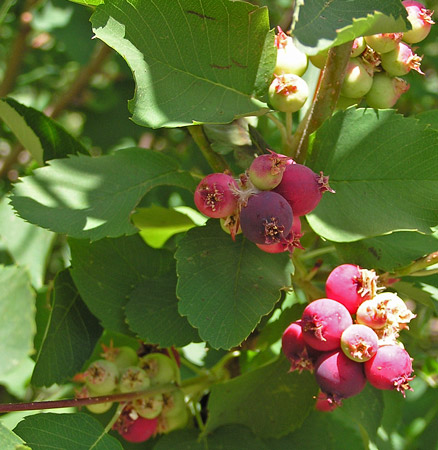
[
  {"left": 188, "top": 125, "right": 231, "bottom": 173},
  {"left": 290, "top": 41, "right": 353, "bottom": 163},
  {"left": 285, "top": 111, "right": 293, "bottom": 154},
  {"left": 385, "top": 251, "right": 438, "bottom": 278}
]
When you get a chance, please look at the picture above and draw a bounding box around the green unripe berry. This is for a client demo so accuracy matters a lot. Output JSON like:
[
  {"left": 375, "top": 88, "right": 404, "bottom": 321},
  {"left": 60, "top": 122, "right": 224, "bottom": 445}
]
[
  {"left": 268, "top": 74, "right": 309, "bottom": 113},
  {"left": 341, "top": 57, "right": 373, "bottom": 98},
  {"left": 84, "top": 359, "right": 118, "bottom": 395},
  {"left": 274, "top": 27, "right": 308, "bottom": 76},
  {"left": 86, "top": 401, "right": 114, "bottom": 414},
  {"left": 134, "top": 394, "right": 164, "bottom": 419},
  {"left": 119, "top": 366, "right": 151, "bottom": 393},
  {"left": 366, "top": 73, "right": 410, "bottom": 109},
  {"left": 138, "top": 353, "right": 179, "bottom": 385}
]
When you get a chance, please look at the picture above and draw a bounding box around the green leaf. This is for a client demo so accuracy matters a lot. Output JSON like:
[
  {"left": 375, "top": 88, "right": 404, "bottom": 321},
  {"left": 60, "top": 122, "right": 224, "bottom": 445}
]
[
  {"left": 307, "top": 108, "right": 438, "bottom": 242},
  {"left": 293, "top": 0, "right": 409, "bottom": 54},
  {"left": 90, "top": 0, "right": 275, "bottom": 128},
  {"left": 31, "top": 270, "right": 102, "bottom": 387},
  {"left": 10, "top": 148, "right": 196, "bottom": 241},
  {"left": 132, "top": 206, "right": 197, "bottom": 248},
  {"left": 0, "top": 97, "right": 88, "bottom": 165},
  {"left": 0, "top": 266, "right": 35, "bottom": 377},
  {"left": 66, "top": 0, "right": 103, "bottom": 7},
  {"left": 416, "top": 110, "right": 438, "bottom": 131},
  {"left": 69, "top": 235, "right": 174, "bottom": 334},
  {"left": 13, "top": 413, "right": 123, "bottom": 450},
  {"left": 155, "top": 426, "right": 269, "bottom": 450},
  {"left": 125, "top": 268, "right": 200, "bottom": 348},
  {"left": 334, "top": 230, "right": 438, "bottom": 272},
  {"left": 176, "top": 220, "right": 293, "bottom": 350},
  {"left": 204, "top": 357, "right": 317, "bottom": 438},
  {"left": 0, "top": 422, "right": 29, "bottom": 450},
  {"left": 0, "top": 197, "right": 55, "bottom": 289},
  {"left": 393, "top": 281, "right": 437, "bottom": 312}
]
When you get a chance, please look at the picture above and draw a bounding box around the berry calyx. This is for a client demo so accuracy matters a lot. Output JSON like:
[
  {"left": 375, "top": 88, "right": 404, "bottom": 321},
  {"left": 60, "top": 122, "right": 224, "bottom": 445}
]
[
  {"left": 220, "top": 213, "right": 241, "bottom": 241},
  {"left": 340, "top": 324, "right": 379, "bottom": 362},
  {"left": 248, "top": 150, "right": 293, "bottom": 191},
  {"left": 268, "top": 74, "right": 309, "bottom": 113},
  {"left": 134, "top": 393, "right": 164, "bottom": 419},
  {"left": 380, "top": 42, "right": 424, "bottom": 76},
  {"left": 194, "top": 173, "right": 238, "bottom": 218},
  {"left": 239, "top": 191, "right": 293, "bottom": 245},
  {"left": 403, "top": 1, "right": 435, "bottom": 44},
  {"left": 366, "top": 73, "right": 410, "bottom": 109},
  {"left": 274, "top": 26, "right": 308, "bottom": 76},
  {"left": 119, "top": 366, "right": 151, "bottom": 393}
]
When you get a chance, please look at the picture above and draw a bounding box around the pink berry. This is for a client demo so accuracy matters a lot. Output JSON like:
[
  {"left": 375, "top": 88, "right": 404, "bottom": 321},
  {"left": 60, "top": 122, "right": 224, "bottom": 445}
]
[
  {"left": 341, "top": 324, "right": 379, "bottom": 362},
  {"left": 301, "top": 298, "right": 353, "bottom": 352},
  {"left": 273, "top": 164, "right": 334, "bottom": 216},
  {"left": 403, "top": 1, "right": 435, "bottom": 44},
  {"left": 239, "top": 191, "right": 293, "bottom": 245},
  {"left": 366, "top": 73, "right": 410, "bottom": 109},
  {"left": 194, "top": 173, "right": 238, "bottom": 218},
  {"left": 315, "top": 350, "right": 367, "bottom": 400},
  {"left": 282, "top": 320, "right": 319, "bottom": 372},
  {"left": 364, "top": 33, "right": 403, "bottom": 54},
  {"left": 248, "top": 150, "right": 293, "bottom": 191},
  {"left": 325, "top": 264, "right": 378, "bottom": 314},
  {"left": 341, "top": 57, "right": 374, "bottom": 99},
  {"left": 380, "top": 42, "right": 423, "bottom": 76},
  {"left": 364, "top": 344, "right": 414, "bottom": 396},
  {"left": 268, "top": 74, "right": 309, "bottom": 113}
]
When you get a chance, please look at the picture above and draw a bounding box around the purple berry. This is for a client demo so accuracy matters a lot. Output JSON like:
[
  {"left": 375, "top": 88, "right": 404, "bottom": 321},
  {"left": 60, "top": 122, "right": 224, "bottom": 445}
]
[
  {"left": 364, "top": 344, "right": 414, "bottom": 396},
  {"left": 194, "top": 173, "right": 238, "bottom": 218},
  {"left": 341, "top": 324, "right": 379, "bottom": 362},
  {"left": 273, "top": 164, "right": 334, "bottom": 216},
  {"left": 239, "top": 191, "right": 293, "bottom": 245},
  {"left": 301, "top": 298, "right": 353, "bottom": 352},
  {"left": 315, "top": 350, "right": 367, "bottom": 400},
  {"left": 248, "top": 150, "right": 293, "bottom": 191}
]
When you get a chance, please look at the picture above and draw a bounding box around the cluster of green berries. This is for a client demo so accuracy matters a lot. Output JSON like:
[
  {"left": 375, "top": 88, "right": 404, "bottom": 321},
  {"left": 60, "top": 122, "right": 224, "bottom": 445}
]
[
  {"left": 75, "top": 344, "right": 188, "bottom": 443},
  {"left": 310, "top": 1, "right": 434, "bottom": 109}
]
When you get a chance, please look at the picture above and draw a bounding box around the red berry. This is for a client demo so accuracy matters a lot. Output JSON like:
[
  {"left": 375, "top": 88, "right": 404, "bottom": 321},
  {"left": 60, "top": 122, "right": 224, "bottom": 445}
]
[
  {"left": 113, "top": 405, "right": 158, "bottom": 443},
  {"left": 273, "top": 164, "right": 334, "bottom": 216},
  {"left": 194, "top": 173, "right": 238, "bottom": 218},
  {"left": 239, "top": 191, "right": 293, "bottom": 245},
  {"left": 340, "top": 324, "right": 379, "bottom": 362},
  {"left": 248, "top": 150, "right": 293, "bottom": 191},
  {"left": 315, "top": 391, "right": 340, "bottom": 412},
  {"left": 325, "top": 264, "right": 378, "bottom": 314},
  {"left": 364, "top": 344, "right": 414, "bottom": 396},
  {"left": 315, "top": 350, "right": 367, "bottom": 400},
  {"left": 301, "top": 298, "right": 353, "bottom": 352},
  {"left": 403, "top": 1, "right": 435, "bottom": 44}
]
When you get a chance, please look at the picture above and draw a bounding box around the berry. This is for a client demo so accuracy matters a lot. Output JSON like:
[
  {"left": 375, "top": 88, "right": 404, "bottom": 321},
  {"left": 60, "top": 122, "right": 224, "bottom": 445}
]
[
  {"left": 315, "top": 350, "right": 367, "bottom": 400},
  {"left": 282, "top": 320, "right": 318, "bottom": 372},
  {"left": 256, "top": 215, "right": 303, "bottom": 253},
  {"left": 248, "top": 150, "right": 293, "bottom": 191},
  {"left": 350, "top": 37, "right": 366, "bottom": 57},
  {"left": 366, "top": 73, "right": 410, "bottom": 109},
  {"left": 356, "top": 298, "right": 388, "bottom": 329},
  {"left": 309, "top": 48, "right": 328, "bottom": 69},
  {"left": 274, "top": 27, "right": 308, "bottom": 76},
  {"left": 268, "top": 74, "right": 309, "bottom": 113},
  {"left": 340, "top": 324, "right": 379, "bottom": 362},
  {"left": 364, "top": 33, "right": 403, "bottom": 54},
  {"left": 315, "top": 391, "right": 340, "bottom": 412},
  {"left": 134, "top": 393, "right": 164, "bottom": 419},
  {"left": 113, "top": 406, "right": 158, "bottom": 443},
  {"left": 158, "top": 389, "right": 189, "bottom": 434},
  {"left": 380, "top": 42, "right": 423, "bottom": 76},
  {"left": 239, "top": 191, "right": 293, "bottom": 245},
  {"left": 84, "top": 359, "right": 118, "bottom": 395},
  {"left": 220, "top": 213, "right": 241, "bottom": 240},
  {"left": 101, "top": 343, "right": 139, "bottom": 370},
  {"left": 364, "top": 344, "right": 414, "bottom": 396},
  {"left": 403, "top": 1, "right": 434, "bottom": 44},
  {"left": 325, "top": 264, "right": 378, "bottom": 314},
  {"left": 119, "top": 366, "right": 151, "bottom": 393},
  {"left": 301, "top": 298, "right": 353, "bottom": 352},
  {"left": 273, "top": 164, "right": 334, "bottom": 216},
  {"left": 75, "top": 386, "right": 113, "bottom": 414},
  {"left": 138, "top": 352, "right": 179, "bottom": 385},
  {"left": 194, "top": 173, "right": 238, "bottom": 218},
  {"left": 341, "top": 57, "right": 374, "bottom": 98}
]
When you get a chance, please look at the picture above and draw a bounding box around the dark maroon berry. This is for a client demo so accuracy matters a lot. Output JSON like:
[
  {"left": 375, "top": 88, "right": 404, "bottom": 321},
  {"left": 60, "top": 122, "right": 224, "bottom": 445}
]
[
  {"left": 301, "top": 299, "right": 352, "bottom": 352},
  {"left": 256, "top": 215, "right": 303, "bottom": 253},
  {"left": 315, "top": 350, "right": 367, "bottom": 400},
  {"left": 364, "top": 344, "right": 414, "bottom": 396},
  {"left": 273, "top": 164, "right": 334, "bottom": 216},
  {"left": 240, "top": 191, "right": 293, "bottom": 245}
]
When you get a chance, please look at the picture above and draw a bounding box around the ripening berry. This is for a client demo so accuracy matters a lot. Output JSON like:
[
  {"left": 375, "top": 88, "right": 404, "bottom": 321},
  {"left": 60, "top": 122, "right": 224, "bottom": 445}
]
[
  {"left": 403, "top": 1, "right": 435, "bottom": 44},
  {"left": 239, "top": 191, "right": 293, "bottom": 245},
  {"left": 113, "top": 406, "right": 158, "bottom": 443},
  {"left": 248, "top": 150, "right": 293, "bottom": 191},
  {"left": 273, "top": 164, "right": 334, "bottom": 217},
  {"left": 364, "top": 33, "right": 403, "bottom": 54},
  {"left": 341, "top": 324, "right": 379, "bottom": 362},
  {"left": 380, "top": 42, "right": 424, "bottom": 76},
  {"left": 356, "top": 298, "right": 388, "bottom": 329},
  {"left": 274, "top": 27, "right": 308, "bottom": 76},
  {"left": 301, "top": 298, "right": 353, "bottom": 352},
  {"left": 366, "top": 73, "right": 410, "bottom": 109},
  {"left": 268, "top": 74, "right": 309, "bottom": 113},
  {"left": 194, "top": 173, "right": 238, "bottom": 218},
  {"left": 341, "top": 57, "right": 374, "bottom": 98},
  {"left": 364, "top": 344, "right": 414, "bottom": 396}
]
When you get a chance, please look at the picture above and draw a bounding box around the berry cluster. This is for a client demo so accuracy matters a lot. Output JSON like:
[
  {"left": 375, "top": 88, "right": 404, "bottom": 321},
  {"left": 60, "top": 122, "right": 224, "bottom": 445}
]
[
  {"left": 194, "top": 153, "right": 334, "bottom": 253},
  {"left": 282, "top": 264, "right": 416, "bottom": 411},
  {"left": 310, "top": 1, "right": 434, "bottom": 109},
  {"left": 74, "top": 345, "right": 188, "bottom": 443}
]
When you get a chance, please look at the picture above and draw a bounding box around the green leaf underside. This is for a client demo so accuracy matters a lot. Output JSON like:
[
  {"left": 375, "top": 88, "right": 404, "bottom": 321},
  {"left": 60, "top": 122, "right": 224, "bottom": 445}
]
[
  {"left": 31, "top": 270, "right": 102, "bottom": 387},
  {"left": 204, "top": 357, "right": 317, "bottom": 438},
  {"left": 69, "top": 235, "right": 174, "bottom": 335},
  {"left": 154, "top": 426, "right": 268, "bottom": 450},
  {"left": 0, "top": 422, "right": 28, "bottom": 450},
  {"left": 10, "top": 148, "right": 196, "bottom": 241},
  {"left": 176, "top": 220, "right": 293, "bottom": 350},
  {"left": 125, "top": 271, "right": 200, "bottom": 348},
  {"left": 91, "top": 0, "right": 274, "bottom": 128},
  {"left": 294, "top": 0, "right": 408, "bottom": 54},
  {"left": 13, "top": 413, "right": 123, "bottom": 450},
  {"left": 307, "top": 108, "right": 438, "bottom": 242},
  {"left": 0, "top": 266, "right": 35, "bottom": 377},
  {"left": 335, "top": 230, "right": 438, "bottom": 272},
  {"left": 0, "top": 97, "right": 88, "bottom": 165}
]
